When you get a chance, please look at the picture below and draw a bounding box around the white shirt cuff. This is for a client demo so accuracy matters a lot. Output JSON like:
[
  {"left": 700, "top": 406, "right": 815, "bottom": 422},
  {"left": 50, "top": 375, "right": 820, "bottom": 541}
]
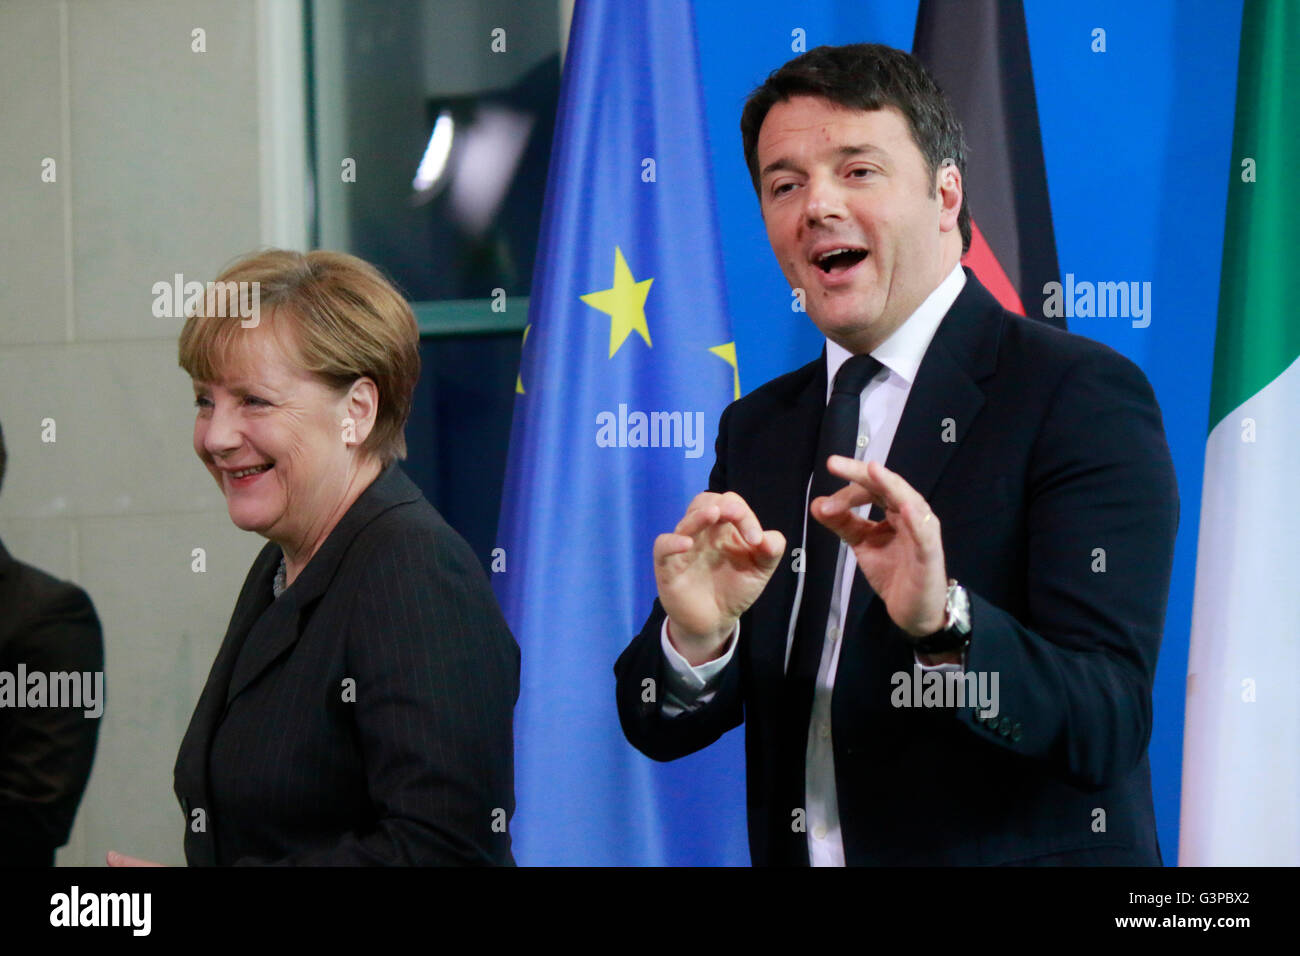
[{"left": 658, "top": 619, "right": 738, "bottom": 716}]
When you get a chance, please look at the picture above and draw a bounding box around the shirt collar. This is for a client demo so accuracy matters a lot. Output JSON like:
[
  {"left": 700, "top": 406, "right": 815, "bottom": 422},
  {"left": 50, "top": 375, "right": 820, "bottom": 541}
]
[{"left": 825, "top": 262, "right": 966, "bottom": 399}]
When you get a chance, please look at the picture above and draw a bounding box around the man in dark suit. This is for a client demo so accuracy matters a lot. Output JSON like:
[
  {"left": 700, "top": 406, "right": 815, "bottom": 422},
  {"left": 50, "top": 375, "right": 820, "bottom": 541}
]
[
  {"left": 0, "top": 419, "right": 104, "bottom": 866},
  {"left": 615, "top": 44, "right": 1178, "bottom": 865}
]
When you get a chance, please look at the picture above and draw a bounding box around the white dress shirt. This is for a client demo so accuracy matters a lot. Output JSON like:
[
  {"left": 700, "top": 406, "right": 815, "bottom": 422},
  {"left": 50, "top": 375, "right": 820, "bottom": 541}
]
[{"left": 660, "top": 263, "right": 967, "bottom": 865}]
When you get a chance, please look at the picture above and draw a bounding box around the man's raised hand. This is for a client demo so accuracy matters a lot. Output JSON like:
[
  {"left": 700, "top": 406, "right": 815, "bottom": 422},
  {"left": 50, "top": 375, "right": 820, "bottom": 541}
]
[
  {"left": 654, "top": 491, "right": 785, "bottom": 665},
  {"left": 811, "top": 456, "right": 948, "bottom": 637}
]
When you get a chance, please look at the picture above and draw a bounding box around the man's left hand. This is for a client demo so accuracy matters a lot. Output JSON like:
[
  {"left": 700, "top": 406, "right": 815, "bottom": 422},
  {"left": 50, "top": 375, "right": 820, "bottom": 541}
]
[{"left": 811, "top": 456, "right": 948, "bottom": 638}]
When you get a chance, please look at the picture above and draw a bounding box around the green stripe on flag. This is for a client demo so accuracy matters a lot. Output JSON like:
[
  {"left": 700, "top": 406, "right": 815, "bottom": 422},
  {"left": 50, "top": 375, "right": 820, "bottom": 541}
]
[{"left": 1209, "top": 0, "right": 1300, "bottom": 430}]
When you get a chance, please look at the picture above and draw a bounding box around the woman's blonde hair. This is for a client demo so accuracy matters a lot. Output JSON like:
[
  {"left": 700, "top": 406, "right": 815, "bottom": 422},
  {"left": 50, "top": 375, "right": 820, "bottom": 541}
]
[{"left": 178, "top": 249, "right": 421, "bottom": 465}]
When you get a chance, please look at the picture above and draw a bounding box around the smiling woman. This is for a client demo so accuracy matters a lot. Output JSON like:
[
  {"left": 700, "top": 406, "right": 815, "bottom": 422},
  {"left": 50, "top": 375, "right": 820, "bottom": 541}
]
[
  {"left": 119, "top": 249, "right": 522, "bottom": 866},
  {"left": 178, "top": 251, "right": 421, "bottom": 584}
]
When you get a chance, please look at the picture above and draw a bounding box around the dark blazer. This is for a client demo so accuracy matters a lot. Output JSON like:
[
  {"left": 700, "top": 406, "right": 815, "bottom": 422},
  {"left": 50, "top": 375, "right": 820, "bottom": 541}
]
[
  {"left": 615, "top": 270, "right": 1179, "bottom": 865},
  {"left": 174, "top": 462, "right": 519, "bottom": 865},
  {"left": 0, "top": 539, "right": 103, "bottom": 866}
]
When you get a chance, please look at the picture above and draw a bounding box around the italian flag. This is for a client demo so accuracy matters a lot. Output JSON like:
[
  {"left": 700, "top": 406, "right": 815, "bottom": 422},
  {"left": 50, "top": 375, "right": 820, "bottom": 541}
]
[{"left": 1180, "top": 0, "right": 1300, "bottom": 866}]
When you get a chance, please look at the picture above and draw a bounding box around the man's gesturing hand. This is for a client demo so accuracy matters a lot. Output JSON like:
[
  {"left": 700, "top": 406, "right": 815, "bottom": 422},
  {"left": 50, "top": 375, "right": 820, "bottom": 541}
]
[
  {"left": 811, "top": 456, "right": 948, "bottom": 637},
  {"left": 655, "top": 491, "right": 786, "bottom": 665}
]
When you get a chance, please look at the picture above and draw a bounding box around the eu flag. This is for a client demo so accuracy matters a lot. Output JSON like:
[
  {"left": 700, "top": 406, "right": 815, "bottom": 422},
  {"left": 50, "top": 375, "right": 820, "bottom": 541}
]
[{"left": 494, "top": 0, "right": 748, "bottom": 865}]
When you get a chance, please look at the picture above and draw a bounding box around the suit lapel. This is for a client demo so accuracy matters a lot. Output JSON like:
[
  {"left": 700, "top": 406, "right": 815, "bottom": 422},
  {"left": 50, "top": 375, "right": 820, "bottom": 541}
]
[
  {"left": 225, "top": 588, "right": 304, "bottom": 704},
  {"left": 221, "top": 461, "right": 422, "bottom": 705},
  {"left": 746, "top": 355, "right": 826, "bottom": 683},
  {"left": 177, "top": 543, "right": 277, "bottom": 767},
  {"left": 174, "top": 540, "right": 278, "bottom": 864}
]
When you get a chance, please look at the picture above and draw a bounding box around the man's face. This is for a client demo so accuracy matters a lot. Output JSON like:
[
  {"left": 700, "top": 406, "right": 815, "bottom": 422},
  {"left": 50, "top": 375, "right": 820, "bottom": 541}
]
[{"left": 756, "top": 97, "right": 960, "bottom": 352}]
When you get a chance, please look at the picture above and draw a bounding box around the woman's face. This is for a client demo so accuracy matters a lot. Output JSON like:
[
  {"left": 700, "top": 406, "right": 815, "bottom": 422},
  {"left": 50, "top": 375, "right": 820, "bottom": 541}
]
[{"left": 191, "top": 324, "right": 359, "bottom": 552}]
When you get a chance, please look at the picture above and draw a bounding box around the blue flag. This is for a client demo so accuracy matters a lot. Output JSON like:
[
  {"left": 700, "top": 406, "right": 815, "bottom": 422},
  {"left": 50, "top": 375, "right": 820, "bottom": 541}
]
[{"left": 494, "top": 0, "right": 748, "bottom": 865}]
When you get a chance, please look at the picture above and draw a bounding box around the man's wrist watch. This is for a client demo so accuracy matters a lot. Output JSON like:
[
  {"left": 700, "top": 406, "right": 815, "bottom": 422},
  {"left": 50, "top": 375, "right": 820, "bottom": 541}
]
[{"left": 913, "top": 579, "right": 972, "bottom": 655}]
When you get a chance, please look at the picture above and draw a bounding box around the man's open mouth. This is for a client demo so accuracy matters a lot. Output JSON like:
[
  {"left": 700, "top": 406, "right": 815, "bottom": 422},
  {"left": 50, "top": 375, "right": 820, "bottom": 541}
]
[{"left": 813, "top": 247, "right": 869, "bottom": 275}]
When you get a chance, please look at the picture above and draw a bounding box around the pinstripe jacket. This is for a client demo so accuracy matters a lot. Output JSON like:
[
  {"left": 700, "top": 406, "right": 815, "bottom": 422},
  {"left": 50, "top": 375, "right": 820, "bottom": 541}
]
[{"left": 174, "top": 462, "right": 519, "bottom": 865}]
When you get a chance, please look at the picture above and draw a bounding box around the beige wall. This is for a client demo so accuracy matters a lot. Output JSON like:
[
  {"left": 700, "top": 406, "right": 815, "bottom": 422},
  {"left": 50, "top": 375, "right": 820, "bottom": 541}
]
[{"left": 0, "top": 0, "right": 304, "bottom": 865}]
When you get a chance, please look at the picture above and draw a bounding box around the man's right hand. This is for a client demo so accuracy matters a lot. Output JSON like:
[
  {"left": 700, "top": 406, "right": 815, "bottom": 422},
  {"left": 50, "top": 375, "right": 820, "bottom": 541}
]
[{"left": 654, "top": 491, "right": 786, "bottom": 666}]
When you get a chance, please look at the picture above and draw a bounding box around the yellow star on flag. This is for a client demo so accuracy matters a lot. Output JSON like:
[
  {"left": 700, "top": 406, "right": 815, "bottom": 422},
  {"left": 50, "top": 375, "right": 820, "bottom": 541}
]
[
  {"left": 581, "top": 246, "right": 653, "bottom": 359},
  {"left": 709, "top": 342, "right": 740, "bottom": 400}
]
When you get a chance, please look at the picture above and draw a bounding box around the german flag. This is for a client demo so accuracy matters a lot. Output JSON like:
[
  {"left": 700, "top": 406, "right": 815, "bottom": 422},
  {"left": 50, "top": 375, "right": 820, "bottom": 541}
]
[{"left": 913, "top": 0, "right": 1063, "bottom": 327}]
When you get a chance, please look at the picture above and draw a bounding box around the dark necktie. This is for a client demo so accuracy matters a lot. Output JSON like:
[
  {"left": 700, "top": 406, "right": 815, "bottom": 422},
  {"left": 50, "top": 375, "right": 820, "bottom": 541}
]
[{"left": 776, "top": 352, "right": 882, "bottom": 862}]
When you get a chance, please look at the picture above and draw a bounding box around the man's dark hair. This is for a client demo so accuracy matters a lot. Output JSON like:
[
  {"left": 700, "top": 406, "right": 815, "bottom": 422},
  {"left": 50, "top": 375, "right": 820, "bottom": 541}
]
[
  {"left": 741, "top": 43, "right": 971, "bottom": 254},
  {"left": 0, "top": 418, "right": 6, "bottom": 496}
]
